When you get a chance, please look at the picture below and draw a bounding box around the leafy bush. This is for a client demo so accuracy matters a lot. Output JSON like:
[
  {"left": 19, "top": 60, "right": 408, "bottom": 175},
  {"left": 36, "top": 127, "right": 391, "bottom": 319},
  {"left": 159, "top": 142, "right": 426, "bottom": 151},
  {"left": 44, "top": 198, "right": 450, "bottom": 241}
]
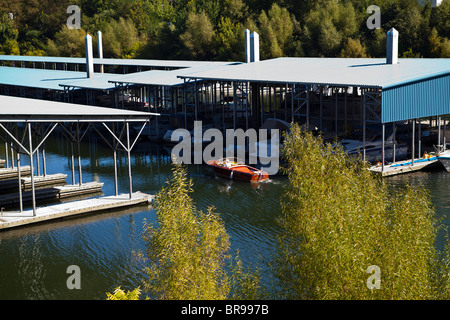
[{"left": 276, "top": 123, "right": 450, "bottom": 299}]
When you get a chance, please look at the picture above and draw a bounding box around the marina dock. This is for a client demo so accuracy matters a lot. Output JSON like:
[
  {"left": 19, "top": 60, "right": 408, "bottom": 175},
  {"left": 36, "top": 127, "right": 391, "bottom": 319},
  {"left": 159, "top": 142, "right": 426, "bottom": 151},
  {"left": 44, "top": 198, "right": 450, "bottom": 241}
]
[
  {"left": 0, "top": 166, "right": 31, "bottom": 181},
  {"left": 0, "top": 173, "right": 67, "bottom": 191},
  {"left": 0, "top": 181, "right": 104, "bottom": 207},
  {"left": 21, "top": 173, "right": 68, "bottom": 190},
  {"left": 0, "top": 192, "right": 154, "bottom": 230},
  {"left": 370, "top": 156, "right": 441, "bottom": 177}
]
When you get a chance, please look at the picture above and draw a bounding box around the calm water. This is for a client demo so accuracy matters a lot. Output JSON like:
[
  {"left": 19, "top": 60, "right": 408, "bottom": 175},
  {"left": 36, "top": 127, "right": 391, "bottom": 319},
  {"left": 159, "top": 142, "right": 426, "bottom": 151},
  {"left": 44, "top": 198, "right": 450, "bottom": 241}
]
[{"left": 0, "top": 135, "right": 448, "bottom": 299}]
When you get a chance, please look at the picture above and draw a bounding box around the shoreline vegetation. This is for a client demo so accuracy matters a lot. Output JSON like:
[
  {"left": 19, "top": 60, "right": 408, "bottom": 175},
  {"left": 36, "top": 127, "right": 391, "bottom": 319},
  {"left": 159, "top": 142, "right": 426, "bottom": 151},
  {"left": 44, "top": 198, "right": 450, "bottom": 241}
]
[
  {"left": 1, "top": 0, "right": 449, "bottom": 59},
  {"left": 108, "top": 123, "right": 450, "bottom": 300}
]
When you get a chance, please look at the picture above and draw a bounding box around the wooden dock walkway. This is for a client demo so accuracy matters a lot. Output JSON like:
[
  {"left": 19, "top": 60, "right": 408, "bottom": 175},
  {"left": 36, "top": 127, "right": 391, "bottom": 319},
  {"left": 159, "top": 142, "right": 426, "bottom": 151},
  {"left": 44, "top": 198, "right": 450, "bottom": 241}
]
[
  {"left": 370, "top": 156, "right": 441, "bottom": 177},
  {"left": 0, "top": 166, "right": 31, "bottom": 181},
  {"left": 0, "top": 192, "right": 154, "bottom": 230},
  {"left": 0, "top": 173, "right": 67, "bottom": 191},
  {"left": 21, "top": 173, "right": 67, "bottom": 190},
  {"left": 0, "top": 181, "right": 104, "bottom": 207}
]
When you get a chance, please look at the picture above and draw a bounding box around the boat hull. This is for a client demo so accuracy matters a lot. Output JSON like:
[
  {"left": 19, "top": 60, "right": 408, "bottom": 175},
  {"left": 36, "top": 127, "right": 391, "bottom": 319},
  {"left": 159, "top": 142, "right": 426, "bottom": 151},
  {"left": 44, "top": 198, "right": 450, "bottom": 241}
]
[
  {"left": 207, "top": 159, "right": 269, "bottom": 183},
  {"left": 438, "top": 156, "right": 450, "bottom": 172}
]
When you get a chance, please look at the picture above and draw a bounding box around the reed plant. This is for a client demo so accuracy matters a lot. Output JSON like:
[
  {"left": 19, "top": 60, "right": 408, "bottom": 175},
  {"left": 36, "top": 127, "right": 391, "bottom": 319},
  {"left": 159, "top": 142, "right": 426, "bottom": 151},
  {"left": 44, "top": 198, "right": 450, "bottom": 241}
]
[{"left": 276, "top": 123, "right": 450, "bottom": 299}]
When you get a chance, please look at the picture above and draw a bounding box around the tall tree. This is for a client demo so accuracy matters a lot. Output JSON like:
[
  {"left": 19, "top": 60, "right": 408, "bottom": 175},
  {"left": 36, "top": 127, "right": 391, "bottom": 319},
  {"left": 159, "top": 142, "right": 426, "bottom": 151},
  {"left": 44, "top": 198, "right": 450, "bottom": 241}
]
[
  {"left": 258, "top": 3, "right": 294, "bottom": 59},
  {"left": 302, "top": 1, "right": 358, "bottom": 57},
  {"left": 0, "top": 11, "right": 20, "bottom": 54},
  {"left": 180, "top": 10, "right": 215, "bottom": 59}
]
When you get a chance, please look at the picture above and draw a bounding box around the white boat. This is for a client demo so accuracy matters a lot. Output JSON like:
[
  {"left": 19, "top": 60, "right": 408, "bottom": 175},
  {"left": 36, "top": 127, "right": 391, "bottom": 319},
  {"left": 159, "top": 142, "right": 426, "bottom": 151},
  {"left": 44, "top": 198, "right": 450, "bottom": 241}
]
[
  {"left": 438, "top": 149, "right": 450, "bottom": 172},
  {"left": 336, "top": 125, "right": 408, "bottom": 163}
]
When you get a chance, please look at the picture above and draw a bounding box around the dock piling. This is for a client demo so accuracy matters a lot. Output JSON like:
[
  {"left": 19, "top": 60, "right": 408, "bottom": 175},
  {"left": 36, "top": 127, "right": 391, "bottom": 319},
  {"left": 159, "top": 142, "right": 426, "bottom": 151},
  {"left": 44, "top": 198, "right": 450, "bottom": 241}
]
[{"left": 28, "top": 122, "right": 36, "bottom": 216}]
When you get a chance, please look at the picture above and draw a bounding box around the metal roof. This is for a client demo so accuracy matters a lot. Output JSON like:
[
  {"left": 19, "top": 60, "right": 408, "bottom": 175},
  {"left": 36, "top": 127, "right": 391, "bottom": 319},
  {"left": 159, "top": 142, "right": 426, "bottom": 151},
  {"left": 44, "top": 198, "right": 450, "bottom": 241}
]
[
  {"left": 0, "top": 66, "right": 88, "bottom": 90},
  {"left": 382, "top": 73, "right": 450, "bottom": 123},
  {"left": 0, "top": 63, "right": 239, "bottom": 91},
  {"left": 178, "top": 57, "right": 450, "bottom": 89},
  {"left": 58, "top": 73, "right": 127, "bottom": 90},
  {"left": 0, "top": 55, "right": 232, "bottom": 69},
  {"left": 0, "top": 95, "right": 158, "bottom": 122},
  {"left": 109, "top": 63, "right": 240, "bottom": 87}
]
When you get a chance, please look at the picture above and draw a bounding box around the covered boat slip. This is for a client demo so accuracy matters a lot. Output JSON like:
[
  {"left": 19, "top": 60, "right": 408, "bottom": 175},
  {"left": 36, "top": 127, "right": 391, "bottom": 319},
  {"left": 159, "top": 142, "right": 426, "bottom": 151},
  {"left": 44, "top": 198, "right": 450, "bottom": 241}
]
[
  {"left": 0, "top": 54, "right": 230, "bottom": 73},
  {"left": 0, "top": 95, "right": 158, "bottom": 230},
  {"left": 178, "top": 57, "right": 450, "bottom": 175},
  {"left": 0, "top": 54, "right": 449, "bottom": 176}
]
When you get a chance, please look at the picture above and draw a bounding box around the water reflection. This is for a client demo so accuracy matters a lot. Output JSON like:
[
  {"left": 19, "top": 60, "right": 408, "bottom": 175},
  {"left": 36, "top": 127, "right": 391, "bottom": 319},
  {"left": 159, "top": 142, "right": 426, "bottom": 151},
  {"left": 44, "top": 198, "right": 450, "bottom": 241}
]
[{"left": 0, "top": 134, "right": 448, "bottom": 299}]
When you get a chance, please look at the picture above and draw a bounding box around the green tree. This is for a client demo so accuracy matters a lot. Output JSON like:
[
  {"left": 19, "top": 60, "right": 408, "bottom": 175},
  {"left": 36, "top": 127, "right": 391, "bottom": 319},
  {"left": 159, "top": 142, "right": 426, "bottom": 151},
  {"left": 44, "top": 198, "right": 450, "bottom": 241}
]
[
  {"left": 276, "top": 123, "right": 450, "bottom": 299},
  {"left": 180, "top": 10, "right": 215, "bottom": 59},
  {"left": 258, "top": 3, "right": 294, "bottom": 59},
  {"left": 365, "top": 28, "right": 386, "bottom": 58},
  {"left": 46, "top": 26, "right": 86, "bottom": 57},
  {"left": 302, "top": 1, "right": 358, "bottom": 57},
  {"left": 0, "top": 11, "right": 20, "bottom": 54},
  {"left": 139, "top": 164, "right": 261, "bottom": 300},
  {"left": 429, "top": 0, "right": 450, "bottom": 39},
  {"left": 340, "top": 38, "right": 369, "bottom": 58},
  {"left": 102, "top": 17, "right": 144, "bottom": 58},
  {"left": 215, "top": 16, "right": 245, "bottom": 61}
]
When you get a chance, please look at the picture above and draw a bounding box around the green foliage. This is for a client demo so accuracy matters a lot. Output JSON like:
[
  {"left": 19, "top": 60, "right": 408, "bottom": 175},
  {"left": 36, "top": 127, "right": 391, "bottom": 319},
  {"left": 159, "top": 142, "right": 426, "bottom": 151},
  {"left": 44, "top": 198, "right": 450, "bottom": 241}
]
[
  {"left": 139, "top": 164, "right": 261, "bottom": 300},
  {"left": 302, "top": 1, "right": 358, "bottom": 57},
  {"left": 0, "top": 11, "right": 20, "bottom": 55},
  {"left": 180, "top": 11, "right": 216, "bottom": 59},
  {"left": 276, "top": 123, "right": 450, "bottom": 299},
  {"left": 106, "top": 287, "right": 142, "bottom": 300},
  {"left": 340, "top": 38, "right": 369, "bottom": 58},
  {"left": 102, "top": 17, "right": 144, "bottom": 58},
  {"left": 258, "top": 4, "right": 295, "bottom": 59},
  {"left": 46, "top": 27, "right": 87, "bottom": 57},
  {"left": 3, "top": 0, "right": 450, "bottom": 59}
]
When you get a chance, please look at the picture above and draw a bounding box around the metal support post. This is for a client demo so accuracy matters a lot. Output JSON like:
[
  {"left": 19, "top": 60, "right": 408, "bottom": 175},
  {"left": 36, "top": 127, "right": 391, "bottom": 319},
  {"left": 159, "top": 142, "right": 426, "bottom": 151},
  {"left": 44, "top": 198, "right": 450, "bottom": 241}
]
[
  {"left": 28, "top": 123, "right": 36, "bottom": 216},
  {"left": 126, "top": 122, "right": 133, "bottom": 199}
]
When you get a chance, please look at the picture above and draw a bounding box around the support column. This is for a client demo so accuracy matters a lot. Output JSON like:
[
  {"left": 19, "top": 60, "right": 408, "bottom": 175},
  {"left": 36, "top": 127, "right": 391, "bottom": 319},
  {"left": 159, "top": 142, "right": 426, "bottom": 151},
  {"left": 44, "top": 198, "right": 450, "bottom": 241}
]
[
  {"left": 113, "top": 123, "right": 118, "bottom": 196},
  {"left": 126, "top": 122, "right": 133, "bottom": 199},
  {"left": 382, "top": 123, "right": 385, "bottom": 172},
  {"left": 15, "top": 125, "right": 23, "bottom": 212},
  {"left": 28, "top": 123, "right": 36, "bottom": 216},
  {"left": 335, "top": 88, "right": 338, "bottom": 137},
  {"left": 418, "top": 118, "right": 422, "bottom": 159},
  {"left": 438, "top": 116, "right": 441, "bottom": 148},
  {"left": 362, "top": 89, "right": 366, "bottom": 161},
  {"left": 412, "top": 119, "right": 416, "bottom": 166},
  {"left": 393, "top": 122, "right": 396, "bottom": 163},
  {"left": 77, "top": 122, "right": 82, "bottom": 186},
  {"left": 71, "top": 139, "right": 75, "bottom": 185}
]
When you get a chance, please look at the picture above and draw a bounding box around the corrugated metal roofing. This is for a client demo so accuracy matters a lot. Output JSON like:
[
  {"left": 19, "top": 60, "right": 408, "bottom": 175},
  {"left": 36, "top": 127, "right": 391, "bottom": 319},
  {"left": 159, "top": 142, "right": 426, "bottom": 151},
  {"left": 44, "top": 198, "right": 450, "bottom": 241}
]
[
  {"left": 0, "top": 55, "right": 231, "bottom": 68},
  {"left": 382, "top": 73, "right": 450, "bottom": 123},
  {"left": 0, "top": 66, "right": 145, "bottom": 91},
  {"left": 178, "top": 57, "right": 450, "bottom": 89},
  {"left": 58, "top": 73, "right": 127, "bottom": 90},
  {"left": 0, "top": 95, "right": 158, "bottom": 122},
  {"left": 0, "top": 66, "right": 87, "bottom": 90},
  {"left": 0, "top": 63, "right": 239, "bottom": 90},
  {"left": 109, "top": 63, "right": 239, "bottom": 87}
]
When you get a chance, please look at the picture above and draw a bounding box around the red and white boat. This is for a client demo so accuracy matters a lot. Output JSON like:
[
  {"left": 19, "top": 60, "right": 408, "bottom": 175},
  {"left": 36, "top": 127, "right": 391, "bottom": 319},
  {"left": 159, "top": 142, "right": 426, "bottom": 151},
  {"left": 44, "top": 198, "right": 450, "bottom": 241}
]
[{"left": 206, "top": 157, "right": 269, "bottom": 183}]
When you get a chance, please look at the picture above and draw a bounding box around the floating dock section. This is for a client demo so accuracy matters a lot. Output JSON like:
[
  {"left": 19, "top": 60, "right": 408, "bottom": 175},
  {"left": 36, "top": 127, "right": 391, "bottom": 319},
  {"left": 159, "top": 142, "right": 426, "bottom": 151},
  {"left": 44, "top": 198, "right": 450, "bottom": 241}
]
[
  {"left": 0, "top": 192, "right": 154, "bottom": 230},
  {"left": 0, "top": 166, "right": 31, "bottom": 181},
  {"left": 370, "top": 156, "right": 440, "bottom": 177},
  {"left": 0, "top": 181, "right": 104, "bottom": 207}
]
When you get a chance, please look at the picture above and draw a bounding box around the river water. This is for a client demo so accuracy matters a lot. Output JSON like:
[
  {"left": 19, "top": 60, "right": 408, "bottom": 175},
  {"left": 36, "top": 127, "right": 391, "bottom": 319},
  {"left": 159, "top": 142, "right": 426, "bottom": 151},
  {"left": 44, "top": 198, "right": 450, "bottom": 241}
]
[{"left": 0, "top": 135, "right": 448, "bottom": 299}]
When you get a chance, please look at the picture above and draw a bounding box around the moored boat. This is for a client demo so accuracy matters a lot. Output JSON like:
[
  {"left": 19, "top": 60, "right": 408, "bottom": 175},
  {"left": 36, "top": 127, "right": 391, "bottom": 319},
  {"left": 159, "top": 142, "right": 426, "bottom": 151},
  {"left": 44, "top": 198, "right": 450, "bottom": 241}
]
[
  {"left": 438, "top": 150, "right": 450, "bottom": 172},
  {"left": 206, "top": 157, "right": 269, "bottom": 183}
]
